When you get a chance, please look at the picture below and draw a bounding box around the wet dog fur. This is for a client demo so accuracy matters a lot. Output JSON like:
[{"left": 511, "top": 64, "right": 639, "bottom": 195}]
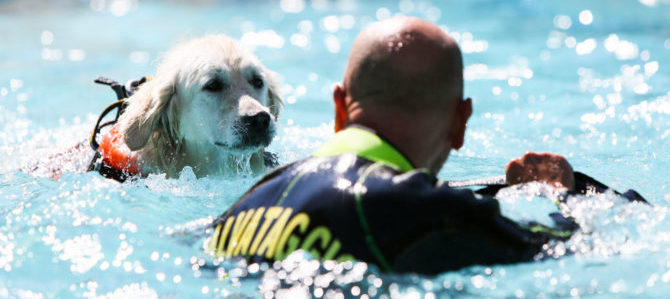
[{"left": 117, "top": 35, "right": 282, "bottom": 178}]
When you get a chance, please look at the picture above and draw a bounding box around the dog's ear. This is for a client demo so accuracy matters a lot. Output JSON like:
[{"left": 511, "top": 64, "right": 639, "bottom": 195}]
[
  {"left": 265, "top": 72, "right": 283, "bottom": 119},
  {"left": 118, "top": 77, "right": 176, "bottom": 150}
]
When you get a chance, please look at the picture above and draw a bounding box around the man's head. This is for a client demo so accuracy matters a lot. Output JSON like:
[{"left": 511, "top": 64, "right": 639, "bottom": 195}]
[{"left": 334, "top": 16, "right": 472, "bottom": 174}]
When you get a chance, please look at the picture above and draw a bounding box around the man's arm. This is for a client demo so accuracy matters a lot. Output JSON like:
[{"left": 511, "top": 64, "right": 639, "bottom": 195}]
[
  {"left": 389, "top": 186, "right": 565, "bottom": 274},
  {"left": 504, "top": 152, "right": 647, "bottom": 202}
]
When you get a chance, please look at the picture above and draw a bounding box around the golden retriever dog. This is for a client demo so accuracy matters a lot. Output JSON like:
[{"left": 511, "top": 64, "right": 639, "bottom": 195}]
[{"left": 116, "top": 34, "right": 282, "bottom": 178}]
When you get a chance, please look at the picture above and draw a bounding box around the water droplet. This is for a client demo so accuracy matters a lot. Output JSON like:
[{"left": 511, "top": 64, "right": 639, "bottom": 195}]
[
  {"left": 376, "top": 7, "right": 390, "bottom": 20},
  {"left": 553, "top": 15, "right": 572, "bottom": 30},
  {"left": 579, "top": 10, "right": 593, "bottom": 25},
  {"left": 41, "top": 30, "right": 54, "bottom": 45}
]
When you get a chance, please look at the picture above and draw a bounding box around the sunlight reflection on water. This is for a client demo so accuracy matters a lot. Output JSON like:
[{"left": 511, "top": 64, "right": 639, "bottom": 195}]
[{"left": 0, "top": 0, "right": 669, "bottom": 297}]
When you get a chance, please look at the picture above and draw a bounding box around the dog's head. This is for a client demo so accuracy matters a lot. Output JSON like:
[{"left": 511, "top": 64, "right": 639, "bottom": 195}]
[{"left": 118, "top": 35, "right": 282, "bottom": 155}]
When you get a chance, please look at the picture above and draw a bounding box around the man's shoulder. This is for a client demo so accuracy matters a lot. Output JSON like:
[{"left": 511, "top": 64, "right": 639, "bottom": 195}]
[
  {"left": 260, "top": 153, "right": 375, "bottom": 181},
  {"left": 233, "top": 153, "right": 491, "bottom": 213},
  {"left": 257, "top": 154, "right": 481, "bottom": 197},
  {"left": 231, "top": 154, "right": 366, "bottom": 203}
]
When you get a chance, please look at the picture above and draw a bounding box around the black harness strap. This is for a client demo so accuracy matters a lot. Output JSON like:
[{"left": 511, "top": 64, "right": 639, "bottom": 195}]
[
  {"left": 87, "top": 76, "right": 148, "bottom": 182},
  {"left": 447, "top": 171, "right": 648, "bottom": 203},
  {"left": 89, "top": 99, "right": 126, "bottom": 151},
  {"left": 447, "top": 171, "right": 647, "bottom": 242},
  {"left": 89, "top": 77, "right": 132, "bottom": 151},
  {"left": 94, "top": 77, "right": 128, "bottom": 101}
]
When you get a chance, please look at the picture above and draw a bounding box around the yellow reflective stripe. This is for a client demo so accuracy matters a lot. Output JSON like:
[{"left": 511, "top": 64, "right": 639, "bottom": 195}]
[
  {"left": 276, "top": 171, "right": 307, "bottom": 206},
  {"left": 235, "top": 207, "right": 266, "bottom": 255},
  {"left": 249, "top": 207, "right": 283, "bottom": 256},
  {"left": 312, "top": 127, "right": 414, "bottom": 172},
  {"left": 215, "top": 217, "right": 234, "bottom": 256},
  {"left": 528, "top": 225, "right": 573, "bottom": 238},
  {"left": 255, "top": 208, "right": 292, "bottom": 258},
  {"left": 301, "top": 226, "right": 331, "bottom": 259},
  {"left": 323, "top": 239, "right": 341, "bottom": 260},
  {"left": 208, "top": 224, "right": 222, "bottom": 252},
  {"left": 225, "top": 209, "right": 255, "bottom": 257},
  {"left": 274, "top": 212, "right": 310, "bottom": 260}
]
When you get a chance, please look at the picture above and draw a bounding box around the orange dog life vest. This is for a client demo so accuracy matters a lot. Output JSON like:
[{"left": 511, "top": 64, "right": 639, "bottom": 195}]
[
  {"left": 97, "top": 125, "right": 141, "bottom": 175},
  {"left": 88, "top": 76, "right": 151, "bottom": 181}
]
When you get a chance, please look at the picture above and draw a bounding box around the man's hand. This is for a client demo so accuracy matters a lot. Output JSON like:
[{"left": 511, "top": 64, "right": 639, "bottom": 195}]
[{"left": 505, "top": 152, "right": 575, "bottom": 191}]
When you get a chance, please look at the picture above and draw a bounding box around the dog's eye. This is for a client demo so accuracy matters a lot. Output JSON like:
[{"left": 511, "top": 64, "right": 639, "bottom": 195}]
[
  {"left": 250, "top": 76, "right": 264, "bottom": 89},
  {"left": 203, "top": 79, "right": 224, "bottom": 92}
]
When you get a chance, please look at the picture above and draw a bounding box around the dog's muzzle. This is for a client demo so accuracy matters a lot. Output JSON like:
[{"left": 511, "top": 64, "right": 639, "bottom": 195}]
[{"left": 238, "top": 111, "right": 274, "bottom": 147}]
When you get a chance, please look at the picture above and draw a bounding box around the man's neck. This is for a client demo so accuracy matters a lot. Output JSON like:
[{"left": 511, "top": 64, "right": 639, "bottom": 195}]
[{"left": 348, "top": 111, "right": 448, "bottom": 174}]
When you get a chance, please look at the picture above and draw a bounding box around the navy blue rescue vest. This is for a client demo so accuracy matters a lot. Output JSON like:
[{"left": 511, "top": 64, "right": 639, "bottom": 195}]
[{"left": 207, "top": 126, "right": 578, "bottom": 274}]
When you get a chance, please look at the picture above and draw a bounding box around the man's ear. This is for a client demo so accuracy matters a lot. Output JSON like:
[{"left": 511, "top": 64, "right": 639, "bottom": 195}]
[
  {"left": 333, "top": 84, "right": 348, "bottom": 132},
  {"left": 450, "top": 97, "right": 472, "bottom": 150}
]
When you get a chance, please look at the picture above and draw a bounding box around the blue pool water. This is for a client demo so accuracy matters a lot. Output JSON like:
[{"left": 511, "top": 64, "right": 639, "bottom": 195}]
[{"left": 1, "top": 0, "right": 669, "bottom": 297}]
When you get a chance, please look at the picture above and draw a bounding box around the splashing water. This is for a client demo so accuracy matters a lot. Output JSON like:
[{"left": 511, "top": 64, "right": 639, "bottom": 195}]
[{"left": 1, "top": 0, "right": 669, "bottom": 297}]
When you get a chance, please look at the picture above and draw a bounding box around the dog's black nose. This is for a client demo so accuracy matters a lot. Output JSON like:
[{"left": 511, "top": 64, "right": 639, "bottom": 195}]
[
  {"left": 241, "top": 111, "right": 271, "bottom": 132},
  {"left": 238, "top": 111, "right": 273, "bottom": 147}
]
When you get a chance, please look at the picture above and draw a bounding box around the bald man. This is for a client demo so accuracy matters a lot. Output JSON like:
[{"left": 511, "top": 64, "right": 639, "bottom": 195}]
[{"left": 206, "top": 17, "right": 642, "bottom": 274}]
